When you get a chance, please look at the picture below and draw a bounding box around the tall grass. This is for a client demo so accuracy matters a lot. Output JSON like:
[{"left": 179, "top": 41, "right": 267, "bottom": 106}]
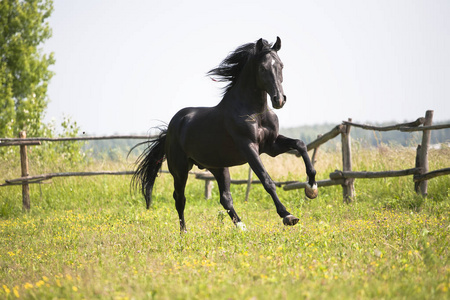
[{"left": 0, "top": 145, "right": 449, "bottom": 299}]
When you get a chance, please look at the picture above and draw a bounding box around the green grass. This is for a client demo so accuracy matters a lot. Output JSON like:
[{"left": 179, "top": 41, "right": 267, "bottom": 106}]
[{"left": 1, "top": 146, "right": 449, "bottom": 299}]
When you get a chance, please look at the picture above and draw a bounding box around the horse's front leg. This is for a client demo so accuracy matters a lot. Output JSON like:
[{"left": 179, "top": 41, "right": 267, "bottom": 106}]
[
  {"left": 264, "top": 135, "right": 318, "bottom": 199},
  {"left": 240, "top": 142, "right": 299, "bottom": 226}
]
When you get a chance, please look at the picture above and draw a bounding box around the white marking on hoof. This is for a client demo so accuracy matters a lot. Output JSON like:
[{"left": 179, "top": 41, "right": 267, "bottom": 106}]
[
  {"left": 306, "top": 182, "right": 318, "bottom": 190},
  {"left": 236, "top": 222, "right": 247, "bottom": 231}
]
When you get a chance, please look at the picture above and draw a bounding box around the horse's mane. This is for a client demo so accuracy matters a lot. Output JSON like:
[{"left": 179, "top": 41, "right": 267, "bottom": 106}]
[{"left": 207, "top": 39, "right": 273, "bottom": 94}]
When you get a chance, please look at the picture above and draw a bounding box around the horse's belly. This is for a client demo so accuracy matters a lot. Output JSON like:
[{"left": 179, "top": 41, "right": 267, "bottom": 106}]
[{"left": 187, "top": 135, "right": 248, "bottom": 168}]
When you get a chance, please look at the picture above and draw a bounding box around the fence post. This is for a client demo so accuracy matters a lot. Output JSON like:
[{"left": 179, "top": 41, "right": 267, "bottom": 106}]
[
  {"left": 19, "top": 131, "right": 31, "bottom": 211},
  {"left": 204, "top": 179, "right": 213, "bottom": 200},
  {"left": 341, "top": 118, "right": 354, "bottom": 203},
  {"left": 414, "top": 145, "right": 421, "bottom": 193},
  {"left": 417, "top": 110, "right": 434, "bottom": 196}
]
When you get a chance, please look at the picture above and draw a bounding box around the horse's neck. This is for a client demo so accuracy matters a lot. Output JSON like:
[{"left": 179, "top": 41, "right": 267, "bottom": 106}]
[{"left": 223, "top": 68, "right": 268, "bottom": 114}]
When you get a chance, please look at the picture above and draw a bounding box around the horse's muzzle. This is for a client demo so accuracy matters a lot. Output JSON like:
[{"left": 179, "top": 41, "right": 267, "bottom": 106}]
[{"left": 272, "top": 95, "right": 287, "bottom": 109}]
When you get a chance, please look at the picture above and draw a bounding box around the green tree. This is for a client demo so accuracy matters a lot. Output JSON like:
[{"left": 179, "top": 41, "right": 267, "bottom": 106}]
[
  {"left": 0, "top": 0, "right": 54, "bottom": 137},
  {"left": 0, "top": 63, "right": 15, "bottom": 137}
]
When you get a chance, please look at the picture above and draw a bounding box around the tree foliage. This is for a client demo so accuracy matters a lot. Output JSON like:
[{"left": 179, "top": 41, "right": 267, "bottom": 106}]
[{"left": 0, "top": 0, "right": 54, "bottom": 137}]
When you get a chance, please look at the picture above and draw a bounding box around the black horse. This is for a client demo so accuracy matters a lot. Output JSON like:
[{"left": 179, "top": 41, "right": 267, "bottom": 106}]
[{"left": 133, "top": 37, "right": 318, "bottom": 232}]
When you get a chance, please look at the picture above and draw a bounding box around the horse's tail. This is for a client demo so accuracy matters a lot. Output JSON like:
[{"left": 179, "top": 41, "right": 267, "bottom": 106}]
[{"left": 130, "top": 129, "right": 167, "bottom": 209}]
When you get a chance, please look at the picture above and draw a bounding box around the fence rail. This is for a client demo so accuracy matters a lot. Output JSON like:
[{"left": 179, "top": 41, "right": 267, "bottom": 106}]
[
  {"left": 0, "top": 135, "right": 155, "bottom": 147},
  {"left": 342, "top": 118, "right": 425, "bottom": 132},
  {"left": 329, "top": 168, "right": 422, "bottom": 180},
  {"left": 1, "top": 110, "right": 449, "bottom": 211},
  {"left": 1, "top": 171, "right": 135, "bottom": 186},
  {"left": 0, "top": 134, "right": 153, "bottom": 143}
]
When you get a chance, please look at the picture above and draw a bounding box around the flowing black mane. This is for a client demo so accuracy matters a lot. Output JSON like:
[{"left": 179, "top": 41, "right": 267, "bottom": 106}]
[{"left": 207, "top": 39, "right": 273, "bottom": 94}]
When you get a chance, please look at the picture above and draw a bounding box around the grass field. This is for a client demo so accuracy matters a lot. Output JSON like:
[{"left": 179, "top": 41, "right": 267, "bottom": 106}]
[{"left": 1, "top": 145, "right": 449, "bottom": 299}]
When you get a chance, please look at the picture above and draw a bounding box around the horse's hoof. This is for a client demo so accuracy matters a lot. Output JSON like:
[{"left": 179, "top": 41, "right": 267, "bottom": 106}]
[
  {"left": 283, "top": 215, "right": 299, "bottom": 226},
  {"left": 305, "top": 183, "right": 318, "bottom": 199},
  {"left": 236, "top": 222, "right": 247, "bottom": 231}
]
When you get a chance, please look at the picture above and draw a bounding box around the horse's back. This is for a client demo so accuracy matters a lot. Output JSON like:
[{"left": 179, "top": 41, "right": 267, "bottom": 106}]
[{"left": 168, "top": 106, "right": 222, "bottom": 144}]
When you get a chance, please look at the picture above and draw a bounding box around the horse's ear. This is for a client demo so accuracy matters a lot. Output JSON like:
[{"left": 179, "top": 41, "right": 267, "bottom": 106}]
[
  {"left": 256, "top": 38, "right": 265, "bottom": 53},
  {"left": 272, "top": 36, "right": 281, "bottom": 52}
]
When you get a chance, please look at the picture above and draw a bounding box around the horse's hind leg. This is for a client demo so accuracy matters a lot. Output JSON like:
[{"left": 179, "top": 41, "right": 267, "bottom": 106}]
[
  {"left": 169, "top": 158, "right": 192, "bottom": 232},
  {"left": 173, "top": 175, "right": 188, "bottom": 232},
  {"left": 209, "top": 168, "right": 246, "bottom": 230}
]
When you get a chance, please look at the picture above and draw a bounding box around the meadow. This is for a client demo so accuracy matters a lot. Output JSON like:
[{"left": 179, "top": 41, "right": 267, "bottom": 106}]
[{"left": 0, "top": 144, "right": 449, "bottom": 299}]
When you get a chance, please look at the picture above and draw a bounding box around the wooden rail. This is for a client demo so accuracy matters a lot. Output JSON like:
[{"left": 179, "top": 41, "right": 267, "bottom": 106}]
[
  {"left": 0, "top": 135, "right": 153, "bottom": 143},
  {"left": 2, "top": 171, "right": 135, "bottom": 186},
  {"left": 413, "top": 168, "right": 450, "bottom": 182},
  {"left": 283, "top": 179, "right": 345, "bottom": 191},
  {"left": 329, "top": 168, "right": 422, "bottom": 180},
  {"left": 307, "top": 124, "right": 344, "bottom": 151},
  {"left": 400, "top": 124, "right": 450, "bottom": 132},
  {"left": 342, "top": 118, "right": 425, "bottom": 132}
]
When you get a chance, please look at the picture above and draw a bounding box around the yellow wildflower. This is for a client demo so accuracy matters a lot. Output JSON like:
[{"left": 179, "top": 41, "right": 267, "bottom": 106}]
[
  {"left": 3, "top": 285, "right": 10, "bottom": 295},
  {"left": 36, "top": 280, "right": 45, "bottom": 287},
  {"left": 13, "top": 286, "right": 19, "bottom": 298},
  {"left": 24, "top": 282, "right": 33, "bottom": 289}
]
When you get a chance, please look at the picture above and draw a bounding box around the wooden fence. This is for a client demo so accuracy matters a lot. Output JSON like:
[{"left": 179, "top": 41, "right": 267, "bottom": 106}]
[
  {"left": 282, "top": 110, "right": 450, "bottom": 202},
  {"left": 1, "top": 134, "right": 152, "bottom": 211},
  {"left": 1, "top": 110, "right": 449, "bottom": 211}
]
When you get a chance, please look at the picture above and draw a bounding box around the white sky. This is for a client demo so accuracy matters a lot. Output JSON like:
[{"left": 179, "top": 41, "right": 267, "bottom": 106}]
[{"left": 43, "top": 0, "right": 450, "bottom": 135}]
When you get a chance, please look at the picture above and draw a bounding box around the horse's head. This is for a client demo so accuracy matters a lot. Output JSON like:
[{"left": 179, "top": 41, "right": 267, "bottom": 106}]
[{"left": 255, "top": 37, "right": 286, "bottom": 109}]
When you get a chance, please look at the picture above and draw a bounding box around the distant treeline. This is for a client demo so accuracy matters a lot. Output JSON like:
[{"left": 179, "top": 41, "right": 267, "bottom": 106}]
[
  {"left": 82, "top": 121, "right": 450, "bottom": 160},
  {"left": 82, "top": 138, "right": 147, "bottom": 160}
]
